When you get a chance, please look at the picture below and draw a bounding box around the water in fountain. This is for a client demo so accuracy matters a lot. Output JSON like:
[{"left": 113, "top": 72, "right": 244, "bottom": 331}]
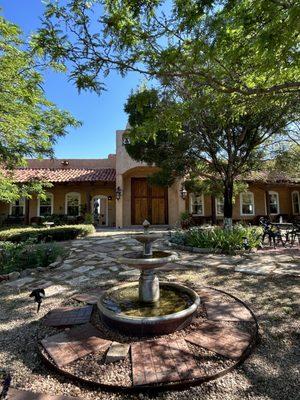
[{"left": 97, "top": 220, "right": 200, "bottom": 336}]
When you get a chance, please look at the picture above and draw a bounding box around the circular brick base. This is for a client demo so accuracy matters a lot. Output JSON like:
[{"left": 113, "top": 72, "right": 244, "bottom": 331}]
[{"left": 37, "top": 286, "right": 259, "bottom": 393}]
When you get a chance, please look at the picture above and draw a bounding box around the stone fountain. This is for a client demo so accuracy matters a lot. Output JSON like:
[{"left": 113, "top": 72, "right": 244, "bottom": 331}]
[{"left": 98, "top": 220, "right": 200, "bottom": 336}]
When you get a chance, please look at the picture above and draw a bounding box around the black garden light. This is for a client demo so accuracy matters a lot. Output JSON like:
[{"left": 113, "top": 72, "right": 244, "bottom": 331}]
[{"left": 29, "top": 288, "right": 45, "bottom": 313}]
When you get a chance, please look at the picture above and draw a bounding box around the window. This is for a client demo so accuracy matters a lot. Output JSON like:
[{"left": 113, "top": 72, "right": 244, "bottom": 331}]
[
  {"left": 292, "top": 191, "right": 300, "bottom": 215},
  {"left": 189, "top": 193, "right": 204, "bottom": 215},
  {"left": 240, "top": 192, "right": 255, "bottom": 216},
  {"left": 10, "top": 198, "right": 25, "bottom": 216},
  {"left": 38, "top": 193, "right": 53, "bottom": 217},
  {"left": 268, "top": 191, "right": 280, "bottom": 214},
  {"left": 65, "top": 192, "right": 81, "bottom": 216},
  {"left": 216, "top": 197, "right": 224, "bottom": 216}
]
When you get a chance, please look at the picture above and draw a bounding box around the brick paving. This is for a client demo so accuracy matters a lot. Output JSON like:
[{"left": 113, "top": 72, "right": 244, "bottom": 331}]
[
  {"left": 41, "top": 323, "right": 111, "bottom": 367},
  {"left": 131, "top": 338, "right": 201, "bottom": 386},
  {"left": 7, "top": 388, "right": 82, "bottom": 399},
  {"left": 186, "top": 320, "right": 251, "bottom": 359},
  {"left": 205, "top": 301, "right": 253, "bottom": 322},
  {"left": 44, "top": 305, "right": 93, "bottom": 327}
]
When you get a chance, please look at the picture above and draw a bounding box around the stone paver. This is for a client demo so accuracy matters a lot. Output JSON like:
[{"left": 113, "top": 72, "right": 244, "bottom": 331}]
[
  {"left": 235, "top": 264, "right": 276, "bottom": 275},
  {"left": 73, "top": 265, "right": 95, "bottom": 274},
  {"left": 65, "top": 276, "right": 90, "bottom": 286},
  {"left": 5, "top": 276, "right": 35, "bottom": 289},
  {"left": 44, "top": 305, "right": 93, "bottom": 327},
  {"left": 205, "top": 301, "right": 253, "bottom": 322},
  {"left": 105, "top": 341, "right": 130, "bottom": 363},
  {"left": 186, "top": 320, "right": 251, "bottom": 359},
  {"left": 41, "top": 323, "right": 111, "bottom": 367},
  {"left": 7, "top": 388, "right": 82, "bottom": 399},
  {"left": 131, "top": 338, "right": 201, "bottom": 386},
  {"left": 72, "top": 289, "right": 103, "bottom": 304}
]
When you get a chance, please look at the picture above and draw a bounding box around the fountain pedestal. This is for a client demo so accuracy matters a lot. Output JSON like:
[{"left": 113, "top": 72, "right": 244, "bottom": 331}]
[
  {"left": 98, "top": 221, "right": 200, "bottom": 336},
  {"left": 139, "top": 270, "right": 159, "bottom": 303}
]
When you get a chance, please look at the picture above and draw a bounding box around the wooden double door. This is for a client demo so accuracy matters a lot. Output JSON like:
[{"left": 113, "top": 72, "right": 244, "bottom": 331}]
[{"left": 131, "top": 178, "right": 168, "bottom": 225}]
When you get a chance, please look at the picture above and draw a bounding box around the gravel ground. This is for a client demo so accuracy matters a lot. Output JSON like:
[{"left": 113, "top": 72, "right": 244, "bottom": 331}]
[{"left": 0, "top": 243, "right": 299, "bottom": 400}]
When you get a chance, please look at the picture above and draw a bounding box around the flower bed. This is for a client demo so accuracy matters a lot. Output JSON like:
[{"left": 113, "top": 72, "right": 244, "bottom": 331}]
[
  {"left": 0, "top": 224, "right": 95, "bottom": 243},
  {"left": 170, "top": 225, "right": 262, "bottom": 254}
]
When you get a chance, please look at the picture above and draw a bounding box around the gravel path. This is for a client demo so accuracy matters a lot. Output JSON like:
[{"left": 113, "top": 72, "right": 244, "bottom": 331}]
[{"left": 0, "top": 232, "right": 299, "bottom": 400}]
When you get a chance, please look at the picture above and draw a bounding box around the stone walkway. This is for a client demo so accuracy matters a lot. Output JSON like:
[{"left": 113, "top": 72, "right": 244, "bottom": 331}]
[{"left": 2, "top": 231, "right": 300, "bottom": 294}]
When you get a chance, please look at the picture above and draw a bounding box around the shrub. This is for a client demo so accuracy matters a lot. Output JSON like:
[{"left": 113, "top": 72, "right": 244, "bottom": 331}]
[
  {"left": 0, "top": 224, "right": 95, "bottom": 243},
  {"left": 84, "top": 212, "right": 93, "bottom": 224},
  {"left": 0, "top": 241, "right": 66, "bottom": 274},
  {"left": 170, "top": 225, "right": 263, "bottom": 254},
  {"left": 179, "top": 211, "right": 194, "bottom": 229}
]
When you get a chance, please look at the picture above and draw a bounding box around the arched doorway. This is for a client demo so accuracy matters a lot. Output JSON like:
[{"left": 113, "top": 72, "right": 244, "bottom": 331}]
[{"left": 91, "top": 195, "right": 108, "bottom": 226}]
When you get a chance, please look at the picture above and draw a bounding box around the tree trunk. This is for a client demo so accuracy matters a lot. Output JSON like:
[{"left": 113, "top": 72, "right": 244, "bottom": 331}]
[{"left": 223, "top": 181, "right": 234, "bottom": 230}]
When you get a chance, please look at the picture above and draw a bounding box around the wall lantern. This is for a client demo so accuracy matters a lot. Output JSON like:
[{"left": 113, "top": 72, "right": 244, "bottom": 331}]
[
  {"left": 180, "top": 185, "right": 187, "bottom": 200},
  {"left": 116, "top": 186, "right": 122, "bottom": 200},
  {"left": 108, "top": 195, "right": 112, "bottom": 201}
]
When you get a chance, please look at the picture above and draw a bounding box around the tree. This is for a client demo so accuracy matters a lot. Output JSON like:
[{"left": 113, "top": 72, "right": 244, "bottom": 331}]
[
  {"left": 33, "top": 0, "right": 299, "bottom": 227},
  {"left": 34, "top": 0, "right": 300, "bottom": 99},
  {"left": 0, "top": 16, "right": 80, "bottom": 202},
  {"left": 124, "top": 87, "right": 298, "bottom": 228}
]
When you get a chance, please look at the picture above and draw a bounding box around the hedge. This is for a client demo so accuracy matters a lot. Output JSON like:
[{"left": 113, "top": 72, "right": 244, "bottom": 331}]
[{"left": 0, "top": 224, "right": 95, "bottom": 243}]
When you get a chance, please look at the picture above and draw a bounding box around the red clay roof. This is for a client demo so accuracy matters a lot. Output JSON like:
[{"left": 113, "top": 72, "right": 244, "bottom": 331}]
[{"left": 8, "top": 168, "right": 116, "bottom": 183}]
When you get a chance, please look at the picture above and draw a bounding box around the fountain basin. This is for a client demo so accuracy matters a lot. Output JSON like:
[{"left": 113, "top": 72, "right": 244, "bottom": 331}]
[
  {"left": 97, "top": 282, "right": 200, "bottom": 336},
  {"left": 118, "top": 251, "right": 178, "bottom": 270},
  {"left": 132, "top": 233, "right": 162, "bottom": 244}
]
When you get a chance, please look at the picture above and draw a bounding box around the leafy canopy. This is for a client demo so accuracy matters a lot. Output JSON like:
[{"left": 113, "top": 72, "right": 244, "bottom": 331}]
[
  {"left": 0, "top": 16, "right": 80, "bottom": 202},
  {"left": 124, "top": 86, "right": 299, "bottom": 221},
  {"left": 34, "top": 0, "right": 300, "bottom": 99}
]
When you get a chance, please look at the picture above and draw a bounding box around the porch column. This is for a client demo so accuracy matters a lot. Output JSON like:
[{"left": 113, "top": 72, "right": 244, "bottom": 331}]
[
  {"left": 116, "top": 174, "right": 123, "bottom": 228},
  {"left": 85, "top": 192, "right": 91, "bottom": 213},
  {"left": 265, "top": 190, "right": 270, "bottom": 217},
  {"left": 25, "top": 199, "right": 30, "bottom": 225},
  {"left": 211, "top": 195, "right": 216, "bottom": 225}
]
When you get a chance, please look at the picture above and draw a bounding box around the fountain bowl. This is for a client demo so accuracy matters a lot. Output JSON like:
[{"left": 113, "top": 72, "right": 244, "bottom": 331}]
[
  {"left": 132, "top": 232, "right": 162, "bottom": 244},
  {"left": 118, "top": 251, "right": 178, "bottom": 270},
  {"left": 97, "top": 282, "right": 200, "bottom": 336}
]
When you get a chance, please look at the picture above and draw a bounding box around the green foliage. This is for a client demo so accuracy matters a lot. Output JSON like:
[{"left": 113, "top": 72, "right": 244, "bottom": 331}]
[
  {"left": 0, "top": 225, "right": 95, "bottom": 243},
  {"left": 36, "top": 0, "right": 300, "bottom": 100},
  {"left": 38, "top": 214, "right": 85, "bottom": 225},
  {"left": 124, "top": 87, "right": 297, "bottom": 225},
  {"left": 84, "top": 213, "right": 94, "bottom": 224},
  {"left": 0, "top": 241, "right": 65, "bottom": 274},
  {"left": 170, "top": 225, "right": 263, "bottom": 254},
  {"left": 0, "top": 16, "right": 80, "bottom": 202},
  {"left": 271, "top": 144, "right": 300, "bottom": 179}
]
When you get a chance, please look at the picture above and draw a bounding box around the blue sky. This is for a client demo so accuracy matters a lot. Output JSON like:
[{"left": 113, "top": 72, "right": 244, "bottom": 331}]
[{"left": 1, "top": 0, "right": 141, "bottom": 158}]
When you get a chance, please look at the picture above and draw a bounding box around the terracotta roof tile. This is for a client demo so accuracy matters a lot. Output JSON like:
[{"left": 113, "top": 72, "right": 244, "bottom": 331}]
[{"left": 7, "top": 168, "right": 116, "bottom": 183}]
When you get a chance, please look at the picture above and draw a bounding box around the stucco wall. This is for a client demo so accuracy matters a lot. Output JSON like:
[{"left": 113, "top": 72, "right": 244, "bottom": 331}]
[
  {"left": 186, "top": 184, "right": 299, "bottom": 221},
  {"left": 0, "top": 183, "right": 116, "bottom": 226}
]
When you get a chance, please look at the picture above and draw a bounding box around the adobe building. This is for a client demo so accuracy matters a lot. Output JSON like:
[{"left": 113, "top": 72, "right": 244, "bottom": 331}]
[{"left": 0, "top": 128, "right": 299, "bottom": 227}]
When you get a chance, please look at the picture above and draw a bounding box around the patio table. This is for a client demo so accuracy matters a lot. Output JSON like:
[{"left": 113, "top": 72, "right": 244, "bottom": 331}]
[{"left": 271, "top": 223, "right": 293, "bottom": 228}]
